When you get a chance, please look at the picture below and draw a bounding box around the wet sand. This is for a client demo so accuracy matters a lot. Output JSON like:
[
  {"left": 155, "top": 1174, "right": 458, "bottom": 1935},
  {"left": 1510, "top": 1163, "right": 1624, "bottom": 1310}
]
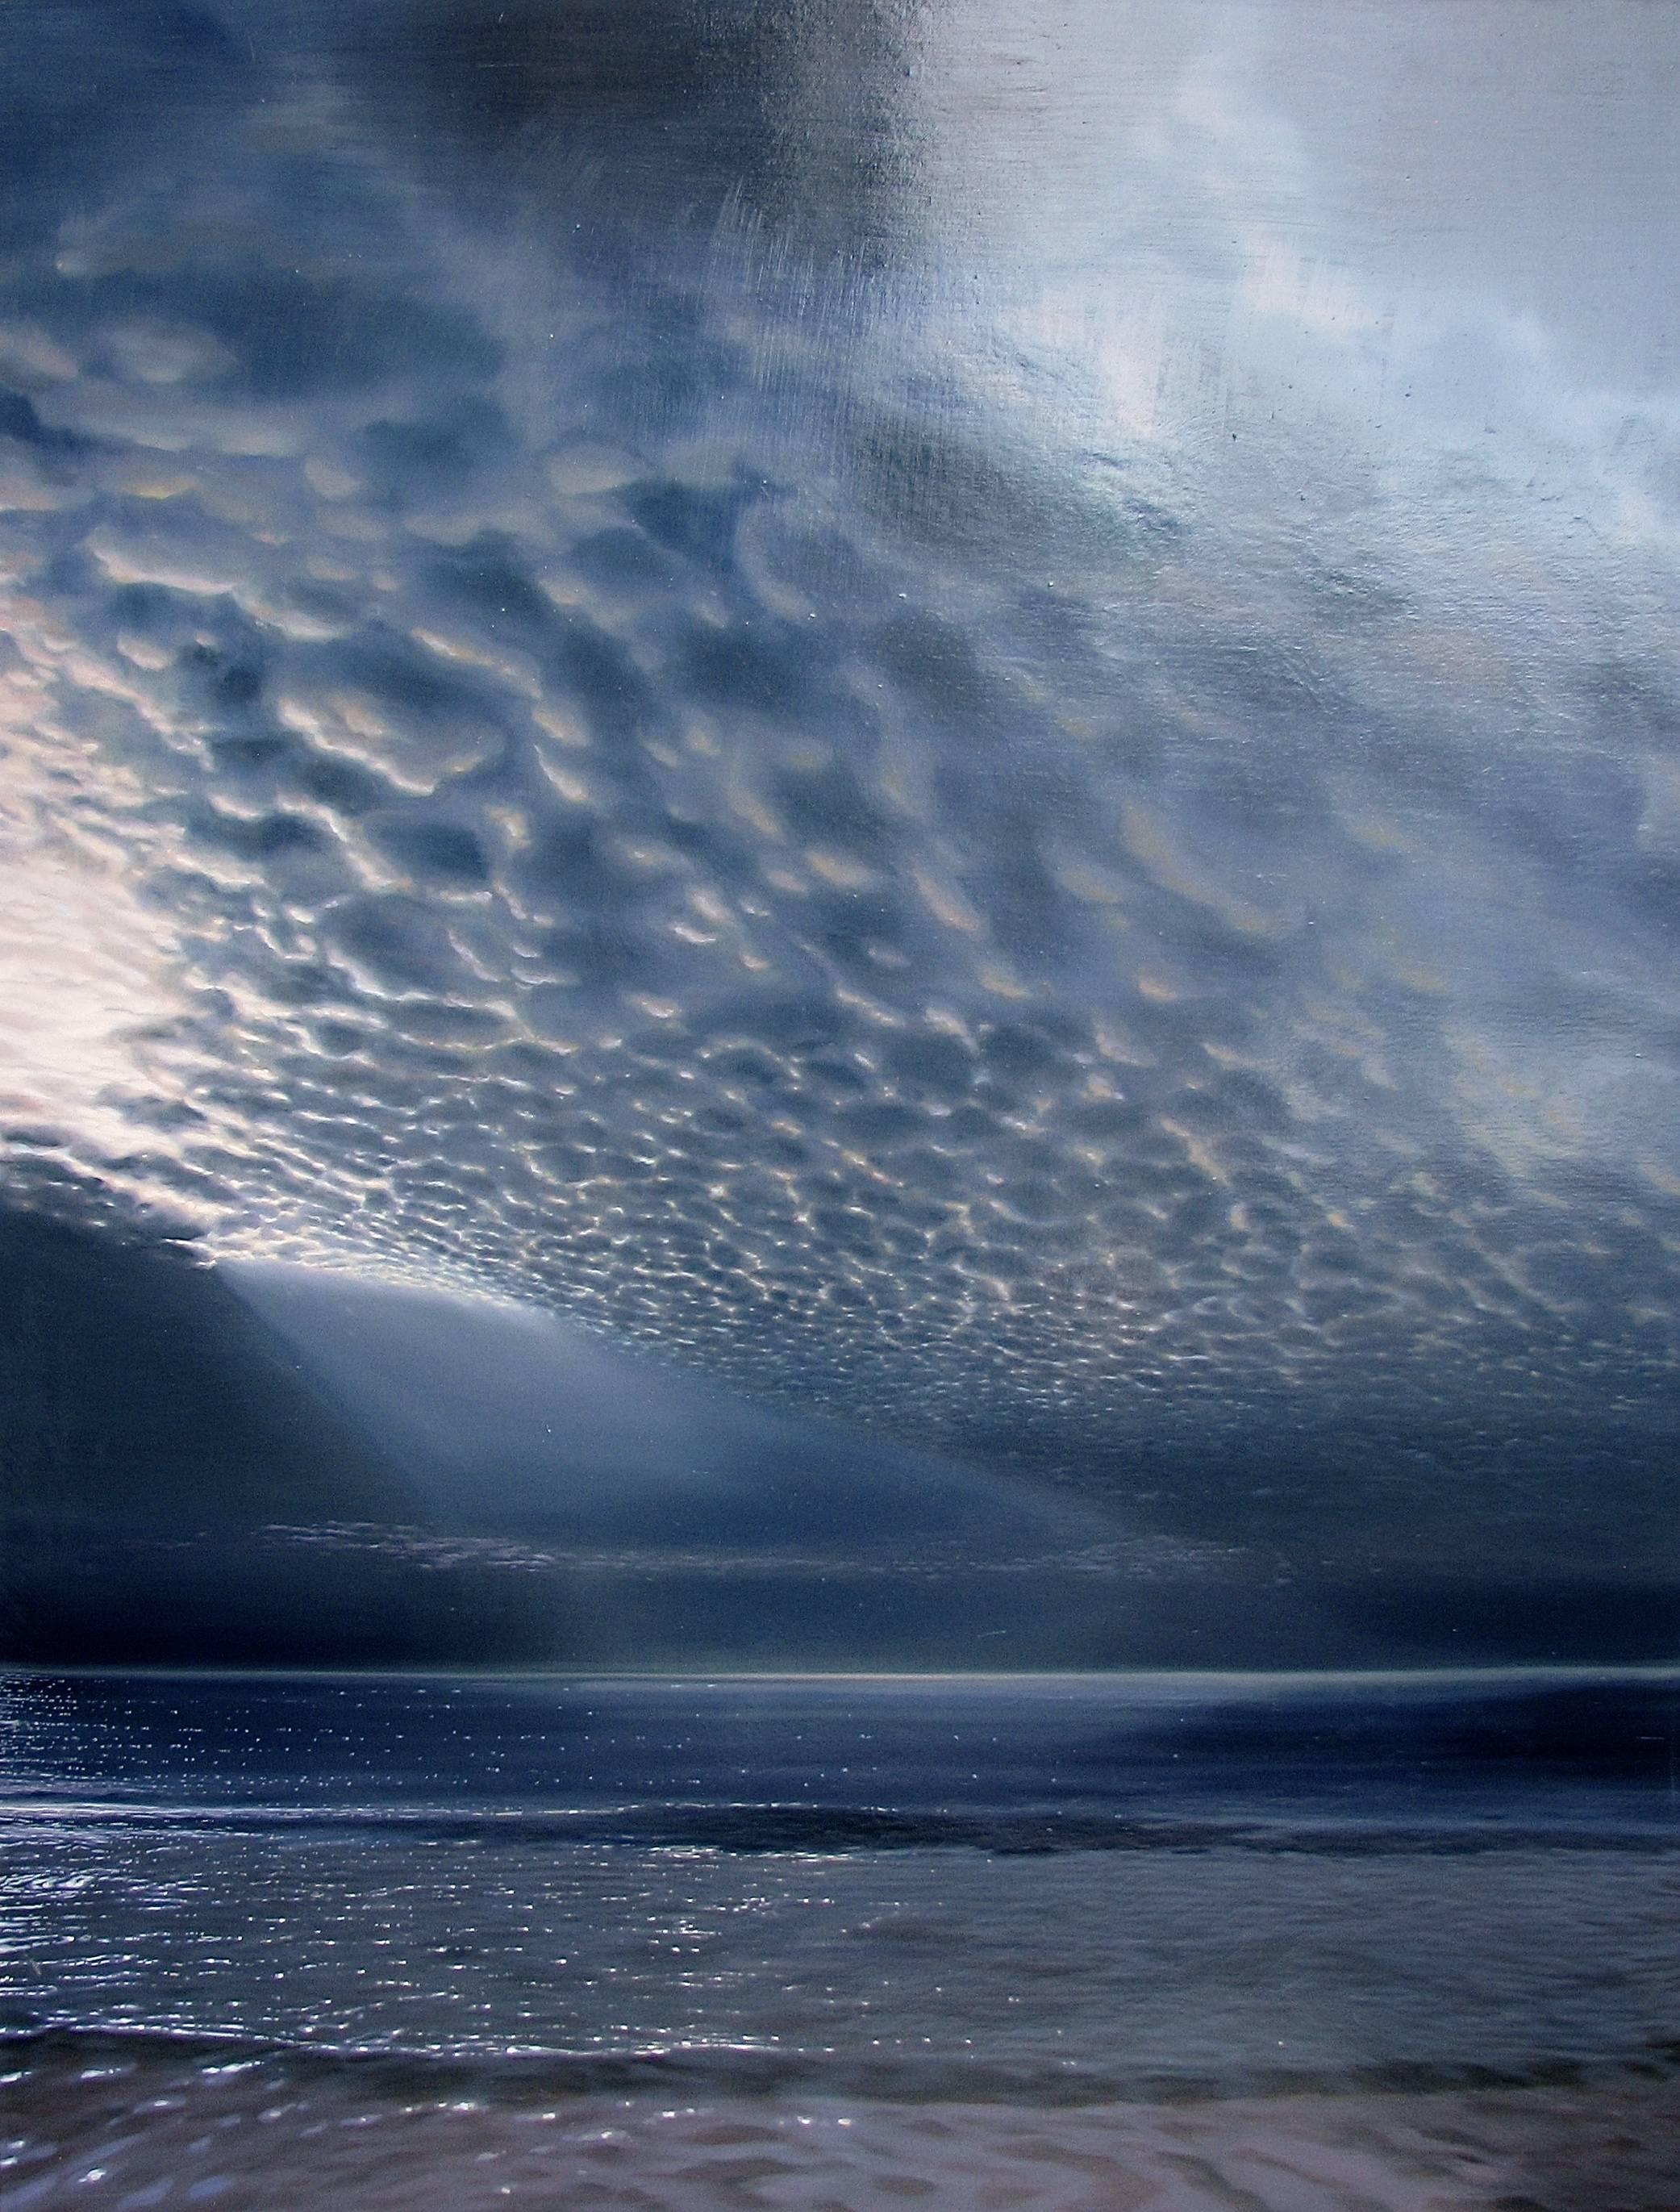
[{"left": 6, "top": 2041, "right": 1680, "bottom": 2212}]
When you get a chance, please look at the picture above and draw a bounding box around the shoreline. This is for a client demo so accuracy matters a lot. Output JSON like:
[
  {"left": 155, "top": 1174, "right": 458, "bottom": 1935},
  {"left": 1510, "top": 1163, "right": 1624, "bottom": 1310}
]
[
  {"left": 8, "top": 2034, "right": 1680, "bottom": 2210},
  {"left": 7, "top": 2021, "right": 1680, "bottom": 2108}
]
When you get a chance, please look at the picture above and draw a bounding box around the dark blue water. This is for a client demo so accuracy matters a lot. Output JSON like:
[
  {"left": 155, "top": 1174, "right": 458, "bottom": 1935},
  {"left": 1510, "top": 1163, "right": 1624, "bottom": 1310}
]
[
  {"left": 8, "top": 1667, "right": 1680, "bottom": 1830},
  {"left": 4, "top": 1668, "right": 1678, "bottom": 2103},
  {"left": 25, "top": 1667, "right": 1198, "bottom": 1824}
]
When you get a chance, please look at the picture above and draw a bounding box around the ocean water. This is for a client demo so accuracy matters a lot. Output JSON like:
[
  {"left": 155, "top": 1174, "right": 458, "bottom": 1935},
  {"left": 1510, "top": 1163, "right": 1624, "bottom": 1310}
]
[{"left": 4, "top": 1670, "right": 1679, "bottom": 2209}]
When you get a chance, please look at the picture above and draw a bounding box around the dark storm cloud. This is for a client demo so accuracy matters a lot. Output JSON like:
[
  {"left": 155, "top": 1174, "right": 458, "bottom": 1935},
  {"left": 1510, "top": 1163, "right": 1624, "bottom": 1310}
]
[{"left": 4, "top": 0, "right": 1680, "bottom": 1655}]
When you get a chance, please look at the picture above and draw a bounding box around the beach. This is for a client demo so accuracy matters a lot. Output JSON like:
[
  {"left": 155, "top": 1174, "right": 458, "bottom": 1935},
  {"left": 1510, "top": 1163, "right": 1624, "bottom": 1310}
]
[{"left": 8, "top": 2034, "right": 1680, "bottom": 2211}]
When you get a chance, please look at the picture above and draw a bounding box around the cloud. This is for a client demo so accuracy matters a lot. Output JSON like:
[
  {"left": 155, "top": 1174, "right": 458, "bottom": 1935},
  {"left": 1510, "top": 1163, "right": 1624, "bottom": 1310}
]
[
  {"left": 3, "top": 0, "right": 1680, "bottom": 1612},
  {"left": 229, "top": 1261, "right": 1123, "bottom": 1576}
]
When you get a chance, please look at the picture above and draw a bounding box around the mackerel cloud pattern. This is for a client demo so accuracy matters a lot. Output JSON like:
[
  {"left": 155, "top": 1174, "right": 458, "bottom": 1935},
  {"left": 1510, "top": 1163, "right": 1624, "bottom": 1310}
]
[{"left": 4, "top": 1, "right": 1680, "bottom": 1575}]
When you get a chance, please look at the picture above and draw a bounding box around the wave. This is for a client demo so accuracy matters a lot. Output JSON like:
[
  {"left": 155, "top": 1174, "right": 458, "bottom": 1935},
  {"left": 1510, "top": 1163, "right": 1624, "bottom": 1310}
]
[
  {"left": 6, "top": 1793, "right": 1680, "bottom": 1855},
  {"left": 6, "top": 2021, "right": 1680, "bottom": 2111}
]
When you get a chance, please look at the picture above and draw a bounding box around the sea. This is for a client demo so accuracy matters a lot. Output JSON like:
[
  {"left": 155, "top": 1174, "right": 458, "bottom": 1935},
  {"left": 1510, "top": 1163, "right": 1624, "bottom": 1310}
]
[{"left": 3, "top": 1668, "right": 1679, "bottom": 2210}]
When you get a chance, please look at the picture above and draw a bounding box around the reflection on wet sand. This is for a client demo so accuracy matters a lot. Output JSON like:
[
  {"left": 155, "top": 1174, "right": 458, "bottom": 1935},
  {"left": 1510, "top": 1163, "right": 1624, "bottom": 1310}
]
[{"left": 8, "top": 2036, "right": 1680, "bottom": 2212}]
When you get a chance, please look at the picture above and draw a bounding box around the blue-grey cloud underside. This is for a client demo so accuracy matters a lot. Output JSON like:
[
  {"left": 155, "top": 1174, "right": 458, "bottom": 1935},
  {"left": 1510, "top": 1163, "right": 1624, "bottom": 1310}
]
[{"left": 4, "top": 0, "right": 1680, "bottom": 1616}]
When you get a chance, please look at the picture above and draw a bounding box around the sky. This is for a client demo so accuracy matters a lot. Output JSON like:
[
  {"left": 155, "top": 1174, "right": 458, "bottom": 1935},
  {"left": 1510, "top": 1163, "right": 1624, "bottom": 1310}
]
[{"left": 4, "top": 0, "right": 1680, "bottom": 1667}]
